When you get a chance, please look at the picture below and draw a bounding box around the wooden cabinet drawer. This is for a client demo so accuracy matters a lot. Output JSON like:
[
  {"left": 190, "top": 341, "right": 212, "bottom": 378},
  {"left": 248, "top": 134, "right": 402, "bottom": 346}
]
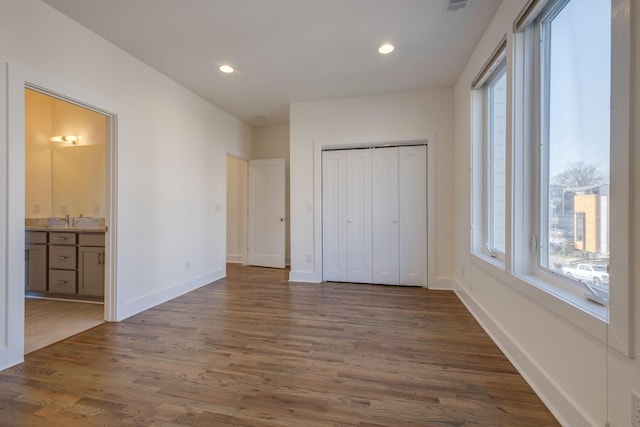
[
  {"left": 49, "top": 232, "right": 76, "bottom": 245},
  {"left": 49, "top": 269, "right": 76, "bottom": 294},
  {"left": 78, "top": 233, "right": 105, "bottom": 247},
  {"left": 26, "top": 231, "right": 47, "bottom": 244},
  {"left": 49, "top": 246, "right": 76, "bottom": 269}
]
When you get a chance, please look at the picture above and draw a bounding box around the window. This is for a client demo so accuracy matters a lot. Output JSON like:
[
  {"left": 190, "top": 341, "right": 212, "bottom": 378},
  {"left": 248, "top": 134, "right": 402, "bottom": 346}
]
[
  {"left": 508, "top": 0, "right": 629, "bottom": 353},
  {"left": 471, "top": 40, "right": 507, "bottom": 263},
  {"left": 536, "top": 0, "right": 611, "bottom": 303},
  {"left": 486, "top": 65, "right": 507, "bottom": 256}
]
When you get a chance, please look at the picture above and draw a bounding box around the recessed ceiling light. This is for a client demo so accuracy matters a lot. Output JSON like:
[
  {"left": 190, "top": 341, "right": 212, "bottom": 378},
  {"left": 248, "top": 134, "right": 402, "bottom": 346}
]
[
  {"left": 255, "top": 116, "right": 266, "bottom": 122},
  {"left": 219, "top": 65, "right": 234, "bottom": 74},
  {"left": 378, "top": 43, "right": 395, "bottom": 54}
]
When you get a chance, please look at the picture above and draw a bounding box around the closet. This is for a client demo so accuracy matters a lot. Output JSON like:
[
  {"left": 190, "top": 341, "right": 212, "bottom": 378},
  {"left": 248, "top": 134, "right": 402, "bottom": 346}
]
[{"left": 322, "top": 145, "right": 427, "bottom": 286}]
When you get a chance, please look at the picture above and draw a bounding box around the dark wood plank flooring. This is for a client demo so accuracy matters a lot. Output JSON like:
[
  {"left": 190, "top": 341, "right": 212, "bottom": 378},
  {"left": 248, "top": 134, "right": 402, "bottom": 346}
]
[{"left": 0, "top": 264, "right": 559, "bottom": 426}]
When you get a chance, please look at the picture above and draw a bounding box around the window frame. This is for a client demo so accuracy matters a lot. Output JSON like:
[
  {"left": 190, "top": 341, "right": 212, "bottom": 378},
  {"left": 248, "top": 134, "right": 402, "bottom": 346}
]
[
  {"left": 510, "top": 0, "right": 631, "bottom": 356},
  {"left": 471, "top": 39, "right": 508, "bottom": 268},
  {"left": 484, "top": 64, "right": 508, "bottom": 259},
  {"left": 532, "top": 0, "right": 610, "bottom": 299}
]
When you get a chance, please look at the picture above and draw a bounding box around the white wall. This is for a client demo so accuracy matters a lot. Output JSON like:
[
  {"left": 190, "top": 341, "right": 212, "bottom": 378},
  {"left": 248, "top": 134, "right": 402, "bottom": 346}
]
[
  {"left": 226, "top": 155, "right": 247, "bottom": 263},
  {"left": 252, "top": 125, "right": 290, "bottom": 264},
  {"left": 289, "top": 89, "right": 454, "bottom": 285},
  {"left": 24, "top": 89, "right": 53, "bottom": 218},
  {"left": 0, "top": 0, "right": 252, "bottom": 369},
  {"left": 452, "top": 1, "right": 639, "bottom": 426}
]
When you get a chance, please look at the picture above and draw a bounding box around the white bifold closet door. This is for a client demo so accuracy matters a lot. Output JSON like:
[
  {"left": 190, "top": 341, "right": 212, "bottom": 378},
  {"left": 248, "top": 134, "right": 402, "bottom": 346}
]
[
  {"left": 322, "top": 151, "right": 348, "bottom": 281},
  {"left": 398, "top": 145, "right": 427, "bottom": 286},
  {"left": 346, "top": 149, "right": 372, "bottom": 283},
  {"left": 372, "top": 147, "right": 400, "bottom": 284},
  {"left": 322, "top": 145, "right": 427, "bottom": 286}
]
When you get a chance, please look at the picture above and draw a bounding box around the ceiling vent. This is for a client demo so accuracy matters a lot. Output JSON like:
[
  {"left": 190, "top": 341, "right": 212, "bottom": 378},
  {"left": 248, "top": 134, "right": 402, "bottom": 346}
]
[{"left": 445, "top": 0, "right": 471, "bottom": 12}]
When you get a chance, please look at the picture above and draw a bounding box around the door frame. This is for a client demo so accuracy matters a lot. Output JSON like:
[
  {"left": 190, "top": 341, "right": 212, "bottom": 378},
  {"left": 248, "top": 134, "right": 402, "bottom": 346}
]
[
  {"left": 314, "top": 137, "right": 436, "bottom": 287},
  {"left": 3, "top": 62, "right": 119, "bottom": 368},
  {"left": 224, "top": 153, "right": 249, "bottom": 265}
]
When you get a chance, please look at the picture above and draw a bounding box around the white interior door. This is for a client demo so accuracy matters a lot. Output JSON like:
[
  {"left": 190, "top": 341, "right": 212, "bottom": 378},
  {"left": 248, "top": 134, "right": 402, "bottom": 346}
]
[
  {"left": 322, "top": 151, "right": 348, "bottom": 281},
  {"left": 248, "top": 159, "right": 285, "bottom": 268},
  {"left": 346, "top": 149, "right": 372, "bottom": 283},
  {"left": 399, "top": 145, "right": 427, "bottom": 285},
  {"left": 372, "top": 147, "right": 399, "bottom": 285}
]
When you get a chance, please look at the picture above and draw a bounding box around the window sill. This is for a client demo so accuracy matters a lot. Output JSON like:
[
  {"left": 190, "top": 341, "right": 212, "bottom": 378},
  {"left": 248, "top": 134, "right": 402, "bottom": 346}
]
[
  {"left": 512, "top": 272, "right": 607, "bottom": 342},
  {"left": 470, "top": 251, "right": 607, "bottom": 343},
  {"left": 471, "top": 251, "right": 507, "bottom": 278}
]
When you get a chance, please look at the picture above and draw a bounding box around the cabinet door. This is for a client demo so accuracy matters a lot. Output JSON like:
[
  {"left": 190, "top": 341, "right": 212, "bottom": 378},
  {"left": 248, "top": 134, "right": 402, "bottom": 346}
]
[
  {"left": 26, "top": 244, "right": 47, "bottom": 292},
  {"left": 78, "top": 246, "right": 105, "bottom": 297},
  {"left": 346, "top": 149, "right": 372, "bottom": 283},
  {"left": 322, "top": 150, "right": 348, "bottom": 282},
  {"left": 372, "top": 147, "right": 399, "bottom": 285},
  {"left": 399, "top": 145, "right": 427, "bottom": 286}
]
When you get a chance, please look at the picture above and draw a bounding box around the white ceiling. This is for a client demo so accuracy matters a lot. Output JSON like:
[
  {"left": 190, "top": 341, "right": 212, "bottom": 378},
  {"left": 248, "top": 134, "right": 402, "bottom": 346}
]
[{"left": 41, "top": 0, "right": 501, "bottom": 127}]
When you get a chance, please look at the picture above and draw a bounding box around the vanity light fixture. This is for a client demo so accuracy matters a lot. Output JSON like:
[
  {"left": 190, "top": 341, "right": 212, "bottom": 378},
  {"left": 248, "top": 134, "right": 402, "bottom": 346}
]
[
  {"left": 50, "top": 135, "right": 82, "bottom": 144},
  {"left": 378, "top": 43, "right": 395, "bottom": 54},
  {"left": 219, "top": 64, "right": 234, "bottom": 74}
]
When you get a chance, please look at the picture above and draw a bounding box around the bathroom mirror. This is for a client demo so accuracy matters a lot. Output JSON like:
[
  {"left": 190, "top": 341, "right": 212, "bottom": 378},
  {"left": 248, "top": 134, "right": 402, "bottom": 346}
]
[
  {"left": 25, "top": 88, "right": 107, "bottom": 219},
  {"left": 51, "top": 145, "right": 105, "bottom": 217}
]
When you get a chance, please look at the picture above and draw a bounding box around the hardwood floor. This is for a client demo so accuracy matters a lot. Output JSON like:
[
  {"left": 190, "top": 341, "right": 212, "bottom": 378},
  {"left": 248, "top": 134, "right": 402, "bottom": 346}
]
[
  {"left": 24, "top": 298, "right": 105, "bottom": 354},
  {"left": 1, "top": 264, "right": 559, "bottom": 426}
]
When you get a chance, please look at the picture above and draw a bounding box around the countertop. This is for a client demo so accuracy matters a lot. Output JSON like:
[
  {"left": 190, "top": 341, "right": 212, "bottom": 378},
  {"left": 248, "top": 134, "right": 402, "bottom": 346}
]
[
  {"left": 26, "top": 226, "right": 107, "bottom": 233},
  {"left": 25, "top": 217, "right": 106, "bottom": 233}
]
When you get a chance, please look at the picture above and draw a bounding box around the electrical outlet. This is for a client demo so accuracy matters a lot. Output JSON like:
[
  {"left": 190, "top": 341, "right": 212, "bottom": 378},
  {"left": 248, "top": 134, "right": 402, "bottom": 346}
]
[{"left": 632, "top": 390, "right": 640, "bottom": 427}]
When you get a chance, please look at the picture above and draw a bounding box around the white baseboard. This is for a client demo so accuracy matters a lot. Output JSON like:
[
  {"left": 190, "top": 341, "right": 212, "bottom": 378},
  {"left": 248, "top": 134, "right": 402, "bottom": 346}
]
[
  {"left": 454, "top": 280, "right": 592, "bottom": 427},
  {"left": 289, "top": 270, "right": 321, "bottom": 283},
  {"left": 226, "top": 254, "right": 244, "bottom": 263},
  {"left": 428, "top": 276, "right": 455, "bottom": 289},
  {"left": 118, "top": 269, "right": 225, "bottom": 321}
]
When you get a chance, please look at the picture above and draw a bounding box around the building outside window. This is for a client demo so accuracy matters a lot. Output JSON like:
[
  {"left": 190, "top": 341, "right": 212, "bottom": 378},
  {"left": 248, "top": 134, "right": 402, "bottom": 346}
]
[{"left": 537, "top": 0, "right": 610, "bottom": 302}]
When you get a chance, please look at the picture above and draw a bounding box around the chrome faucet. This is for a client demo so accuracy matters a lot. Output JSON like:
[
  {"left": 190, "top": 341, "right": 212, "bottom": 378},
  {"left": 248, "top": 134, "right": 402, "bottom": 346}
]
[{"left": 63, "top": 214, "right": 70, "bottom": 229}]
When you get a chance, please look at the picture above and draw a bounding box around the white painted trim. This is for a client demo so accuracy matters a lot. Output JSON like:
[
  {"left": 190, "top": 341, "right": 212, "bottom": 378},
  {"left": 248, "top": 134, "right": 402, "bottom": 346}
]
[
  {"left": 429, "top": 277, "right": 456, "bottom": 290},
  {"left": 0, "top": 61, "right": 17, "bottom": 371},
  {"left": 226, "top": 254, "right": 244, "bottom": 263},
  {"left": 118, "top": 269, "right": 224, "bottom": 321},
  {"left": 454, "top": 281, "right": 595, "bottom": 427},
  {"left": 289, "top": 270, "right": 321, "bottom": 283},
  {"left": 606, "top": 0, "right": 632, "bottom": 357},
  {"left": 224, "top": 152, "right": 250, "bottom": 266}
]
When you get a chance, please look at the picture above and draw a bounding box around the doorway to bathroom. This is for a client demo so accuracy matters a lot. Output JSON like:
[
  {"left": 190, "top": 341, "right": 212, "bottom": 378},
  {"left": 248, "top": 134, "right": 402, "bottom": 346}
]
[{"left": 23, "top": 87, "right": 111, "bottom": 353}]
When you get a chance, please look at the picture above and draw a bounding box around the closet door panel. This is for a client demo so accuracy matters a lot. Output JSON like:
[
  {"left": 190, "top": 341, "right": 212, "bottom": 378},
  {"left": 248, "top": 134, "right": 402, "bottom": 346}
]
[
  {"left": 372, "top": 147, "right": 399, "bottom": 285},
  {"left": 322, "top": 151, "right": 348, "bottom": 281},
  {"left": 346, "top": 149, "right": 372, "bottom": 283},
  {"left": 399, "top": 145, "right": 427, "bottom": 286}
]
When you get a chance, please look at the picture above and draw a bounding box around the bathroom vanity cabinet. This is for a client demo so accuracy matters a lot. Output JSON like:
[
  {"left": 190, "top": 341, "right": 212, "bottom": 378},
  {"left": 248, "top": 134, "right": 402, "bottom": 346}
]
[
  {"left": 25, "top": 231, "right": 47, "bottom": 292},
  {"left": 25, "top": 229, "right": 105, "bottom": 299}
]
